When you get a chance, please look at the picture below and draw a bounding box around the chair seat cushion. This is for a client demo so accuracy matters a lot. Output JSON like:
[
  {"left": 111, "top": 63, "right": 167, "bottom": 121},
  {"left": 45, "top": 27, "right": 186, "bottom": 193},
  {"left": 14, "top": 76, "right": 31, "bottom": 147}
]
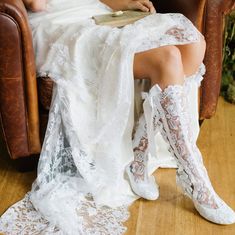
[{"left": 37, "top": 76, "right": 53, "bottom": 110}]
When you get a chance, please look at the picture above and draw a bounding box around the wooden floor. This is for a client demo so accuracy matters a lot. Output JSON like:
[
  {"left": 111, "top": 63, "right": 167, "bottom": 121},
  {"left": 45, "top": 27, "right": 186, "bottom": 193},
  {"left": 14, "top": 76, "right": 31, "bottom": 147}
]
[{"left": 0, "top": 96, "right": 235, "bottom": 235}]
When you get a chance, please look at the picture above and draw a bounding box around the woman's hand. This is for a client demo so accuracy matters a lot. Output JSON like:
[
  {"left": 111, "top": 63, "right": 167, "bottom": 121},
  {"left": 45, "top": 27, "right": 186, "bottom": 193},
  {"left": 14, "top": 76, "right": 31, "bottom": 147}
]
[
  {"left": 101, "top": 0, "right": 156, "bottom": 13},
  {"left": 23, "top": 0, "right": 47, "bottom": 12},
  {"left": 126, "top": 0, "right": 156, "bottom": 13}
]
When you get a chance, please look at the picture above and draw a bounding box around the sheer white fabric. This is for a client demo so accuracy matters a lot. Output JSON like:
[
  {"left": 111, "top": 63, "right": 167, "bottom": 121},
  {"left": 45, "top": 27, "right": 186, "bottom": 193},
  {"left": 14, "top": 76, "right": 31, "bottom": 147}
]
[{"left": 0, "top": 0, "right": 204, "bottom": 234}]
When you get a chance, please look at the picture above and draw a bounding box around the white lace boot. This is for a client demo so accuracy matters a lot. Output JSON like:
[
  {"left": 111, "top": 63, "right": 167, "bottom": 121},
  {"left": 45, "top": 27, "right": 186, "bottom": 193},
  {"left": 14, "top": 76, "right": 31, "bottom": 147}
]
[
  {"left": 146, "top": 83, "right": 235, "bottom": 224},
  {"left": 125, "top": 113, "right": 159, "bottom": 200}
]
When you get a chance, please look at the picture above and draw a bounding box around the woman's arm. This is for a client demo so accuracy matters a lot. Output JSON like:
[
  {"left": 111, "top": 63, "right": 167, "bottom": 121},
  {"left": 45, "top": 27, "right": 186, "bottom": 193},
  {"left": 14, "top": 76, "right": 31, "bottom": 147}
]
[
  {"left": 100, "top": 0, "right": 156, "bottom": 13},
  {"left": 23, "top": 0, "right": 47, "bottom": 12}
]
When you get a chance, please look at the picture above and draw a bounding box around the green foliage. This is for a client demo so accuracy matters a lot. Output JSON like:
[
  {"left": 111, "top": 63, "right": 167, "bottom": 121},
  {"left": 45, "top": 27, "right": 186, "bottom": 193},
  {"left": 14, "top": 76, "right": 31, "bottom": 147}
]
[{"left": 221, "top": 11, "right": 235, "bottom": 104}]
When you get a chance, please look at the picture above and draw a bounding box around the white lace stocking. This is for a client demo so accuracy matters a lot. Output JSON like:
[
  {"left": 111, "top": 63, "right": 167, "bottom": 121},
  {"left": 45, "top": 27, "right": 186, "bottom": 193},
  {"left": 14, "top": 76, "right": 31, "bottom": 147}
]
[
  {"left": 146, "top": 81, "right": 235, "bottom": 225},
  {"left": 150, "top": 84, "right": 219, "bottom": 209}
]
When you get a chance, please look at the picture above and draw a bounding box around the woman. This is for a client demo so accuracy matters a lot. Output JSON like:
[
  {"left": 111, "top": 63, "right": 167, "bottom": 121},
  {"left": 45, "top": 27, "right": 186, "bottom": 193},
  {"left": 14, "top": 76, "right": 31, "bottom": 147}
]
[{"left": 0, "top": 0, "right": 234, "bottom": 234}]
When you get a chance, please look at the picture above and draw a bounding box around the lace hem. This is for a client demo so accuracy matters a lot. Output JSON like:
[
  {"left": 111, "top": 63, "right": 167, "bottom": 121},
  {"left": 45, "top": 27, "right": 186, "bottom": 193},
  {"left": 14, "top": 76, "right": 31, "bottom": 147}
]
[{"left": 0, "top": 192, "right": 130, "bottom": 235}]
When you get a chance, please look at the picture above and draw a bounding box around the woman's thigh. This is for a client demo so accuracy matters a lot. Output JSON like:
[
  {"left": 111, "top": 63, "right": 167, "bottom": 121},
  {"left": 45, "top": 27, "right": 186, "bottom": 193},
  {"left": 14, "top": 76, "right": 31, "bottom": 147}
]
[{"left": 133, "top": 35, "right": 206, "bottom": 81}]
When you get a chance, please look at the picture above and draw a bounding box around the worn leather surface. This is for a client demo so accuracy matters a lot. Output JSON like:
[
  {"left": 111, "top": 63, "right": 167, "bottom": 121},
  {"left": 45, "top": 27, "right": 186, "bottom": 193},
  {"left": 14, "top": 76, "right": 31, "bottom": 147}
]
[
  {"left": 0, "top": 0, "right": 234, "bottom": 159},
  {"left": 0, "top": 0, "right": 41, "bottom": 159},
  {"left": 200, "top": 0, "right": 235, "bottom": 119},
  {"left": 0, "top": 14, "right": 30, "bottom": 159},
  {"left": 0, "top": 14, "right": 29, "bottom": 158},
  {"left": 38, "top": 77, "right": 54, "bottom": 111}
]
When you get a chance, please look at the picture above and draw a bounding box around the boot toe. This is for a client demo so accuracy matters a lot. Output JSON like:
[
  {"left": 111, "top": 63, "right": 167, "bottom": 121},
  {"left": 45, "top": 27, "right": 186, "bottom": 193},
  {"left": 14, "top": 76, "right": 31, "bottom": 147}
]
[
  {"left": 125, "top": 165, "right": 159, "bottom": 200},
  {"left": 136, "top": 182, "right": 159, "bottom": 200},
  {"left": 194, "top": 200, "right": 235, "bottom": 225}
]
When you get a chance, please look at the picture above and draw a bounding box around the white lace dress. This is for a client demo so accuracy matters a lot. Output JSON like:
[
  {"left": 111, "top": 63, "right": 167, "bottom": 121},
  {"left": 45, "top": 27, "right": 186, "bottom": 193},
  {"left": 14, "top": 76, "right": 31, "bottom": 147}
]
[{"left": 0, "top": 0, "right": 205, "bottom": 234}]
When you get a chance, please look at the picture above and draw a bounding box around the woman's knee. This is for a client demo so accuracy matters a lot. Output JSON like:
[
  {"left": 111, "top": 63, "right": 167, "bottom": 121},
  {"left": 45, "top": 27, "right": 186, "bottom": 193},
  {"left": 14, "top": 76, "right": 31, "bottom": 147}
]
[
  {"left": 134, "top": 46, "right": 185, "bottom": 87},
  {"left": 157, "top": 46, "right": 182, "bottom": 70},
  {"left": 148, "top": 46, "right": 184, "bottom": 83}
]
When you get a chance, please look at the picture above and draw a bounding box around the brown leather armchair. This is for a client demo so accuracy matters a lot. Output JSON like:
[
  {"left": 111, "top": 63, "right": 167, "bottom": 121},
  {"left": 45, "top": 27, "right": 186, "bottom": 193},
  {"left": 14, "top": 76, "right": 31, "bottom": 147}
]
[{"left": 0, "top": 0, "right": 234, "bottom": 163}]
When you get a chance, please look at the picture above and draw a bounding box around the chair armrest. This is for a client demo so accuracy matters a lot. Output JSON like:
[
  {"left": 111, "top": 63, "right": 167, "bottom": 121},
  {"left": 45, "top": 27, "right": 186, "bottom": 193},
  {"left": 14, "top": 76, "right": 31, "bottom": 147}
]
[
  {"left": 200, "top": 0, "right": 235, "bottom": 119},
  {"left": 0, "top": 0, "right": 41, "bottom": 159}
]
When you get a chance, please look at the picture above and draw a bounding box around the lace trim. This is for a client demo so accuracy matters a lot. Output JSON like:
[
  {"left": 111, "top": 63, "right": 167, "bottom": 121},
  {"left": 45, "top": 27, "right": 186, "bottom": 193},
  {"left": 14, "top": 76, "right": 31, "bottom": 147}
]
[
  {"left": 0, "top": 193, "right": 59, "bottom": 234},
  {"left": 0, "top": 193, "right": 130, "bottom": 235}
]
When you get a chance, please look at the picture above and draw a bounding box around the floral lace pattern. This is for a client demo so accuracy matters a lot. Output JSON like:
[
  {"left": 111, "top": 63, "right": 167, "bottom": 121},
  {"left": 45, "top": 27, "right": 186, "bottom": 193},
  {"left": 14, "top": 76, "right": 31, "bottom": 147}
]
[
  {"left": 130, "top": 13, "right": 202, "bottom": 53},
  {"left": 0, "top": 193, "right": 60, "bottom": 234},
  {"left": 0, "top": 3, "right": 204, "bottom": 234},
  {"left": 130, "top": 114, "right": 149, "bottom": 182},
  {"left": 0, "top": 193, "right": 129, "bottom": 235}
]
